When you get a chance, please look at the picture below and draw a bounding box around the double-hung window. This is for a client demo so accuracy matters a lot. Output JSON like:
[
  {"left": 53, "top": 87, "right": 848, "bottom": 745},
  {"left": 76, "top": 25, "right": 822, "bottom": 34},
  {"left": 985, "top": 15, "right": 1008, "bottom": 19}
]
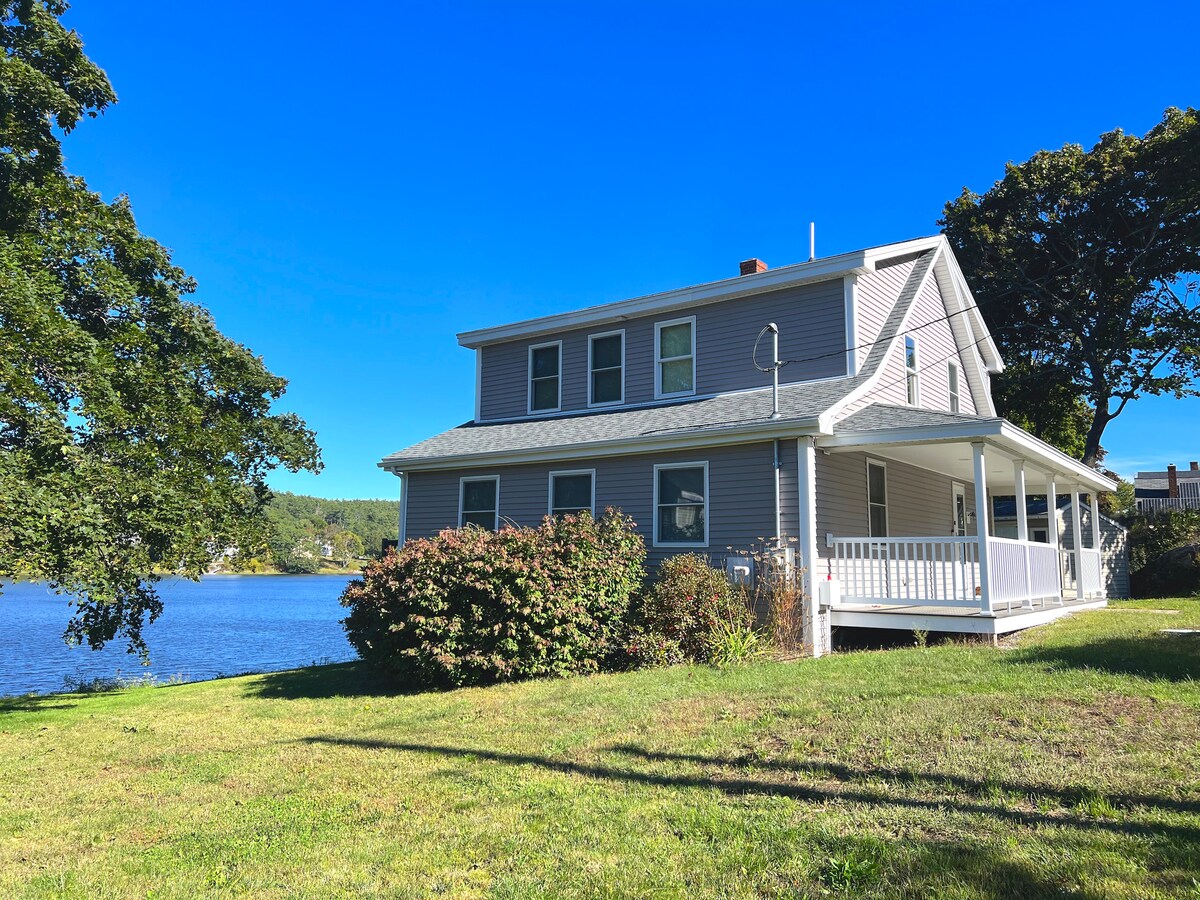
[
  {"left": 549, "top": 469, "right": 595, "bottom": 516},
  {"left": 947, "top": 361, "right": 961, "bottom": 413},
  {"left": 654, "top": 462, "right": 708, "bottom": 546},
  {"left": 588, "top": 331, "right": 624, "bottom": 406},
  {"left": 528, "top": 341, "right": 561, "bottom": 413},
  {"left": 460, "top": 476, "right": 500, "bottom": 530},
  {"left": 867, "top": 461, "right": 888, "bottom": 537},
  {"left": 904, "top": 335, "right": 919, "bottom": 406},
  {"left": 655, "top": 317, "right": 695, "bottom": 398}
]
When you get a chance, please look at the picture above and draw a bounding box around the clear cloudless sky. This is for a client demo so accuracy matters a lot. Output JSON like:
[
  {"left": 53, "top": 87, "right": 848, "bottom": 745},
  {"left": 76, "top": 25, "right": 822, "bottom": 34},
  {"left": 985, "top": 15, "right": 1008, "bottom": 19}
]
[{"left": 57, "top": 1, "right": 1198, "bottom": 499}]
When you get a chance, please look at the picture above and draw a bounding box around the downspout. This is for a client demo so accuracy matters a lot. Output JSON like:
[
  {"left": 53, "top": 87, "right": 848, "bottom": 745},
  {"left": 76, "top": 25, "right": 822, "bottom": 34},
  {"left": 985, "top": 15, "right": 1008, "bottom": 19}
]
[{"left": 773, "top": 439, "right": 782, "bottom": 548}]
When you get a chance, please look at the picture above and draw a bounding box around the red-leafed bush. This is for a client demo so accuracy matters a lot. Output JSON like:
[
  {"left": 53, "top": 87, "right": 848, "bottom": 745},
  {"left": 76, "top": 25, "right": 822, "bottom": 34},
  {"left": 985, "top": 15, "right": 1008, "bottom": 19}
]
[
  {"left": 625, "top": 553, "right": 753, "bottom": 666},
  {"left": 340, "top": 509, "right": 645, "bottom": 688}
]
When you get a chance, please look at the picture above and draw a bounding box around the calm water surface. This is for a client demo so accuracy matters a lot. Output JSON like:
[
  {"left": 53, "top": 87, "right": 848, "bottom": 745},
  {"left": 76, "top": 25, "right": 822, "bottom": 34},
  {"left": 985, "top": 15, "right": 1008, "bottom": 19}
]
[{"left": 0, "top": 575, "right": 358, "bottom": 697}]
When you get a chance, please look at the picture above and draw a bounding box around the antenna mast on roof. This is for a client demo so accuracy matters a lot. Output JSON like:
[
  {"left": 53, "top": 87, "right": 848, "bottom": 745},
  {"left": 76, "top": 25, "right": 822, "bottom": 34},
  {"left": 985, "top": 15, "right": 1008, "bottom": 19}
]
[{"left": 809, "top": 222, "right": 816, "bottom": 261}]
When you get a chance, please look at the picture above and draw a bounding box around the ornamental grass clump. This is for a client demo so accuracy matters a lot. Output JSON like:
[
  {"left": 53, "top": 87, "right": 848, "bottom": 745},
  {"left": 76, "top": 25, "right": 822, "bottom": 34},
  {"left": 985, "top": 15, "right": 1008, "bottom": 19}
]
[
  {"left": 625, "top": 553, "right": 755, "bottom": 667},
  {"left": 340, "top": 509, "right": 645, "bottom": 688}
]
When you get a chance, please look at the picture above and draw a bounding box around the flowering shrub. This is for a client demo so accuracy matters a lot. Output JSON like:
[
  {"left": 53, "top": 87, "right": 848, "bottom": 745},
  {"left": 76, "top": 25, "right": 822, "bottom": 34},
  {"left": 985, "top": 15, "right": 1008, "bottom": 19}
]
[
  {"left": 340, "top": 509, "right": 645, "bottom": 688},
  {"left": 625, "top": 553, "right": 753, "bottom": 666}
]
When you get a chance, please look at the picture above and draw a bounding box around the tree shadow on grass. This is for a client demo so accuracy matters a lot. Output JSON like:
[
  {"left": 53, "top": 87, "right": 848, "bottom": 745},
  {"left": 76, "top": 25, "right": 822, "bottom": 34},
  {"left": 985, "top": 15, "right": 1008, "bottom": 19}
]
[
  {"left": 297, "top": 736, "right": 1200, "bottom": 898},
  {"left": 1007, "top": 632, "right": 1200, "bottom": 682},
  {"left": 0, "top": 694, "right": 77, "bottom": 714},
  {"left": 245, "top": 661, "right": 420, "bottom": 700},
  {"left": 298, "top": 736, "right": 1200, "bottom": 845}
]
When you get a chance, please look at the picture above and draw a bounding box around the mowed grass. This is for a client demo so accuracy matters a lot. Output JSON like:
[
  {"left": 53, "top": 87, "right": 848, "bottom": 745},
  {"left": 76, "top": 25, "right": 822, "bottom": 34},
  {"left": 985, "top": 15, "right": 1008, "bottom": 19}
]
[{"left": 2, "top": 601, "right": 1200, "bottom": 898}]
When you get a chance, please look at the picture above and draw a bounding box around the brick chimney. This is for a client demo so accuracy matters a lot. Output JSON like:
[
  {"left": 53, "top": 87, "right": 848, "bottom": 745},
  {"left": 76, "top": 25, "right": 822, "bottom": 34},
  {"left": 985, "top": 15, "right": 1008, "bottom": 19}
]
[
  {"left": 739, "top": 258, "right": 768, "bottom": 276},
  {"left": 1191, "top": 461, "right": 1198, "bottom": 471},
  {"left": 1168, "top": 464, "right": 1179, "bottom": 498}
]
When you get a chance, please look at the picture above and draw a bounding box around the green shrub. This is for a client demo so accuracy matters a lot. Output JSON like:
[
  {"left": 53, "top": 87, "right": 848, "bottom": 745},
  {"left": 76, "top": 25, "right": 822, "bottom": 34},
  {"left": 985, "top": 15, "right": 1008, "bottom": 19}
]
[
  {"left": 340, "top": 509, "right": 645, "bottom": 688},
  {"left": 1126, "top": 508, "right": 1200, "bottom": 571},
  {"left": 627, "top": 553, "right": 753, "bottom": 666},
  {"left": 705, "top": 620, "right": 763, "bottom": 668}
]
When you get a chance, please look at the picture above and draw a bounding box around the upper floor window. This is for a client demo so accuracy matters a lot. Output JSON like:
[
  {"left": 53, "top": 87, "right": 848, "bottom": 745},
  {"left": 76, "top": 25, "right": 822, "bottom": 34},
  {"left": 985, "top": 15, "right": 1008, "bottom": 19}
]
[
  {"left": 549, "top": 469, "right": 595, "bottom": 516},
  {"left": 904, "top": 335, "right": 919, "bottom": 406},
  {"left": 460, "top": 476, "right": 500, "bottom": 530},
  {"left": 948, "top": 361, "right": 961, "bottom": 413},
  {"left": 867, "top": 460, "right": 888, "bottom": 537},
  {"left": 588, "top": 331, "right": 624, "bottom": 407},
  {"left": 655, "top": 316, "right": 696, "bottom": 398},
  {"left": 654, "top": 461, "right": 708, "bottom": 546},
  {"left": 528, "top": 341, "right": 561, "bottom": 413}
]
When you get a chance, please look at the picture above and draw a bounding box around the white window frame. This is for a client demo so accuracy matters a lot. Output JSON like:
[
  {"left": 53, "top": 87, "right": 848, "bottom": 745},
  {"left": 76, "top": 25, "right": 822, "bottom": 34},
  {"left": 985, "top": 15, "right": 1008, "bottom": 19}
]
[
  {"left": 866, "top": 459, "right": 889, "bottom": 538},
  {"left": 654, "top": 316, "right": 696, "bottom": 400},
  {"left": 652, "top": 461, "right": 709, "bottom": 548},
  {"left": 587, "top": 330, "right": 625, "bottom": 408},
  {"left": 904, "top": 335, "right": 920, "bottom": 406},
  {"left": 527, "top": 340, "right": 562, "bottom": 415},
  {"left": 459, "top": 475, "right": 500, "bottom": 531},
  {"left": 547, "top": 468, "right": 597, "bottom": 517},
  {"left": 948, "top": 361, "right": 961, "bottom": 413}
]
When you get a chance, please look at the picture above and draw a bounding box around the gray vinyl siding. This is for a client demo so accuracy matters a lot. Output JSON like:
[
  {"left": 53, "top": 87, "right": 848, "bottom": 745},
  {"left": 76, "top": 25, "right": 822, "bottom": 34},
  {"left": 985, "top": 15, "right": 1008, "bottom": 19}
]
[
  {"left": 405, "top": 440, "right": 799, "bottom": 568},
  {"left": 813, "top": 451, "right": 978, "bottom": 564},
  {"left": 1059, "top": 505, "right": 1130, "bottom": 599},
  {"left": 842, "top": 261, "right": 979, "bottom": 418},
  {"left": 855, "top": 258, "right": 915, "bottom": 371},
  {"left": 477, "top": 279, "right": 847, "bottom": 421}
]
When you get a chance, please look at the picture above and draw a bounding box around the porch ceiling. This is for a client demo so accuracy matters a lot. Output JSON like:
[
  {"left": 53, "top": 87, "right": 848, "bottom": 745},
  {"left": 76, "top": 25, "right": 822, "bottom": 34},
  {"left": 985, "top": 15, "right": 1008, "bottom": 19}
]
[{"left": 819, "top": 422, "right": 1114, "bottom": 493}]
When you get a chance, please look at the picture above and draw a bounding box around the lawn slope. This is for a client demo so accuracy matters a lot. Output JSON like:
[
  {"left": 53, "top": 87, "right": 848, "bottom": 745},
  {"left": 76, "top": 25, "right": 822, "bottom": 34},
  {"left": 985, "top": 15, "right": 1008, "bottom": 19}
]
[{"left": 2, "top": 601, "right": 1199, "bottom": 898}]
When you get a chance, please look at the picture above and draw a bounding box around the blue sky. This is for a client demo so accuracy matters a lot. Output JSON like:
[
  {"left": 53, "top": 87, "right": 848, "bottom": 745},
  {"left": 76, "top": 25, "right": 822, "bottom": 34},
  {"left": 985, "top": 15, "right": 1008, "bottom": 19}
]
[{"left": 58, "top": 1, "right": 1198, "bottom": 499}]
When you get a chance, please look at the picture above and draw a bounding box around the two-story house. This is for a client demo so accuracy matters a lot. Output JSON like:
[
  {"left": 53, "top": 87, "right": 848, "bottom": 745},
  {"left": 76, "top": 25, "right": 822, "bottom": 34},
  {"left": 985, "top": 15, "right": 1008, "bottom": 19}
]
[{"left": 381, "top": 236, "right": 1115, "bottom": 637}]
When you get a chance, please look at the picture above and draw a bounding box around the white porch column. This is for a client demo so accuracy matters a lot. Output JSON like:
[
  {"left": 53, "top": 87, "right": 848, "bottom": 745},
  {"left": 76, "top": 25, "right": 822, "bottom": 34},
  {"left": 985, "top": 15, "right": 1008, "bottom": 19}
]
[
  {"left": 1070, "top": 485, "right": 1084, "bottom": 597},
  {"left": 1013, "top": 459, "right": 1029, "bottom": 542},
  {"left": 1013, "top": 459, "right": 1032, "bottom": 608},
  {"left": 1090, "top": 491, "right": 1105, "bottom": 599},
  {"left": 1045, "top": 472, "right": 1061, "bottom": 603},
  {"left": 972, "top": 442, "right": 993, "bottom": 615},
  {"left": 797, "top": 436, "right": 824, "bottom": 657}
]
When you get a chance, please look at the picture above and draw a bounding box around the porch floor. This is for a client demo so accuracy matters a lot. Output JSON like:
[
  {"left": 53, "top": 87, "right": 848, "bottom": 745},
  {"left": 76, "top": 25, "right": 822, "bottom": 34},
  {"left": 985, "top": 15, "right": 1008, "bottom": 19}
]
[{"left": 829, "top": 597, "right": 1108, "bottom": 635}]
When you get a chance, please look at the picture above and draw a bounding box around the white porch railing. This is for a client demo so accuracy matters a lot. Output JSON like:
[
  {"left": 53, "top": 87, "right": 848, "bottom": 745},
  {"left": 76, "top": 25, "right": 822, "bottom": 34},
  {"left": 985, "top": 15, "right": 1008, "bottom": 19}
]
[
  {"left": 828, "top": 537, "right": 982, "bottom": 609},
  {"left": 986, "top": 537, "right": 1063, "bottom": 611},
  {"left": 828, "top": 535, "right": 1067, "bottom": 613},
  {"left": 1136, "top": 497, "right": 1200, "bottom": 512},
  {"left": 1060, "top": 548, "right": 1105, "bottom": 600}
]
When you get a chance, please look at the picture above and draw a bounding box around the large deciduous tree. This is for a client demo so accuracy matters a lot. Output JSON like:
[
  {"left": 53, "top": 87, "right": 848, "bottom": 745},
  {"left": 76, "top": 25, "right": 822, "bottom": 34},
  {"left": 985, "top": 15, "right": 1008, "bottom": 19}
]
[
  {"left": 0, "top": 1, "right": 320, "bottom": 654},
  {"left": 941, "top": 107, "right": 1200, "bottom": 466}
]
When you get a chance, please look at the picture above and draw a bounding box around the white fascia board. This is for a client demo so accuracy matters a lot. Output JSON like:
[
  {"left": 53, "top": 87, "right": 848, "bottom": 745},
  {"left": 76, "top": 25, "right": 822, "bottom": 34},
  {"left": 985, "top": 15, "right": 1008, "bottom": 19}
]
[
  {"left": 457, "top": 255, "right": 875, "bottom": 349},
  {"left": 997, "top": 422, "right": 1117, "bottom": 491},
  {"left": 379, "top": 416, "right": 824, "bottom": 472},
  {"left": 942, "top": 249, "right": 1003, "bottom": 373},
  {"left": 932, "top": 251, "right": 996, "bottom": 417}
]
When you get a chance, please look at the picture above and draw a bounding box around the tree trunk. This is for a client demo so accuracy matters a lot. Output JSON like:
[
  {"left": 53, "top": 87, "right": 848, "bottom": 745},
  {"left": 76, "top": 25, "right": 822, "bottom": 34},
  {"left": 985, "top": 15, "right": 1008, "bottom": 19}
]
[{"left": 1082, "top": 407, "right": 1110, "bottom": 467}]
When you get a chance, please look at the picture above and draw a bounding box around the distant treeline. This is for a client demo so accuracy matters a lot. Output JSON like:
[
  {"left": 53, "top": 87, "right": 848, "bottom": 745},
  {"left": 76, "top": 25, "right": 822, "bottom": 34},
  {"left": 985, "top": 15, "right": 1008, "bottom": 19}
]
[{"left": 252, "top": 492, "right": 398, "bottom": 573}]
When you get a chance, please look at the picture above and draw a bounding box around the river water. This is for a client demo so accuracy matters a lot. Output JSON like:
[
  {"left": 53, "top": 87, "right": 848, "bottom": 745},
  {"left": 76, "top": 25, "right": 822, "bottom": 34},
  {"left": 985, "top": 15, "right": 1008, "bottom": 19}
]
[{"left": 0, "top": 575, "right": 358, "bottom": 697}]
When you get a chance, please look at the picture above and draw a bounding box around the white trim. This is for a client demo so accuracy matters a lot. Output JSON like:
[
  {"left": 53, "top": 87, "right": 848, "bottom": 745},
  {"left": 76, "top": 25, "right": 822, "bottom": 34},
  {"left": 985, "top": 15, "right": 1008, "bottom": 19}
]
[
  {"left": 654, "top": 315, "right": 697, "bottom": 400},
  {"left": 458, "top": 475, "right": 500, "bottom": 531},
  {"left": 527, "top": 340, "right": 562, "bottom": 415},
  {"left": 904, "top": 334, "right": 920, "bottom": 406},
  {"left": 382, "top": 414, "right": 825, "bottom": 473},
  {"left": 797, "top": 436, "right": 818, "bottom": 602},
  {"left": 843, "top": 274, "right": 859, "bottom": 377},
  {"left": 474, "top": 350, "right": 482, "bottom": 423},
  {"left": 866, "top": 458, "right": 889, "bottom": 538},
  {"left": 951, "top": 481, "right": 966, "bottom": 536},
  {"left": 652, "top": 461, "right": 709, "bottom": 548},
  {"left": 587, "top": 329, "right": 625, "bottom": 408},
  {"left": 947, "top": 360, "right": 961, "bottom": 414},
  {"left": 548, "top": 468, "right": 597, "bottom": 516}
]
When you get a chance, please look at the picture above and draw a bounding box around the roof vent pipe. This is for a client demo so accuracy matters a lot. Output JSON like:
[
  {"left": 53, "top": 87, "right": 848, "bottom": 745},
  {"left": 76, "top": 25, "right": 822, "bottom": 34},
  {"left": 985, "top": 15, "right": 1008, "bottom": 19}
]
[{"left": 809, "top": 222, "right": 816, "bottom": 261}]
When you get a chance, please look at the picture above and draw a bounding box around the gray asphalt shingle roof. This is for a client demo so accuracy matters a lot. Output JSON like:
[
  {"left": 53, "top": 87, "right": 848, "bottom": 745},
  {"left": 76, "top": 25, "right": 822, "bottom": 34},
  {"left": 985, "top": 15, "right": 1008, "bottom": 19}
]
[{"left": 833, "top": 403, "right": 997, "bottom": 434}]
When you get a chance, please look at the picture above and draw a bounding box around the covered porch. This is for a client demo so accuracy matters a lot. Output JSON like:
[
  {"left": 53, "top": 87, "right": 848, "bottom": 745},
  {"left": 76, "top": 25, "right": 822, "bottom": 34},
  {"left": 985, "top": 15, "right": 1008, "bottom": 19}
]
[{"left": 800, "top": 414, "right": 1116, "bottom": 636}]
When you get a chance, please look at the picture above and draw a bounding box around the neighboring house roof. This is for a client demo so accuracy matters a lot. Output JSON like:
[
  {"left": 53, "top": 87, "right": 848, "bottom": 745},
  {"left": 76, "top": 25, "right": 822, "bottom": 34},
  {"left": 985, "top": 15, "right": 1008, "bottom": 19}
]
[{"left": 993, "top": 498, "right": 1127, "bottom": 532}]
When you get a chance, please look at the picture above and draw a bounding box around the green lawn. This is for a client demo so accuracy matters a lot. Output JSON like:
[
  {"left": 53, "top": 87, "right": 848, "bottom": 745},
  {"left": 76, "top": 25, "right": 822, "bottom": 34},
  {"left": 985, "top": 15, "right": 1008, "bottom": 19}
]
[{"left": 2, "top": 601, "right": 1199, "bottom": 899}]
